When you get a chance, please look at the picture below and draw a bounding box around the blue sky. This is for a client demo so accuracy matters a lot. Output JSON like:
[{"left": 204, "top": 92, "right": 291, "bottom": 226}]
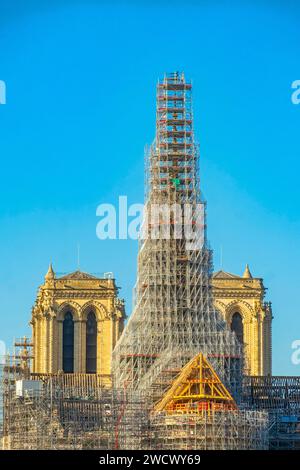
[{"left": 0, "top": 1, "right": 299, "bottom": 374}]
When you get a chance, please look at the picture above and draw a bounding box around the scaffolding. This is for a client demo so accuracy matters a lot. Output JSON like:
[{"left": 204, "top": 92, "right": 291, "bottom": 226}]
[
  {"left": 1, "top": 350, "right": 269, "bottom": 451},
  {"left": 148, "top": 410, "right": 268, "bottom": 450},
  {"left": 145, "top": 352, "right": 268, "bottom": 450},
  {"left": 1, "top": 73, "right": 269, "bottom": 450},
  {"left": 0, "top": 366, "right": 3, "bottom": 445},
  {"left": 243, "top": 376, "right": 300, "bottom": 449}
]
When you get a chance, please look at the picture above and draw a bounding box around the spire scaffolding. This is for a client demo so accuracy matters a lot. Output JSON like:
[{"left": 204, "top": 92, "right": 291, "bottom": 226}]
[{"left": 113, "top": 72, "right": 243, "bottom": 399}]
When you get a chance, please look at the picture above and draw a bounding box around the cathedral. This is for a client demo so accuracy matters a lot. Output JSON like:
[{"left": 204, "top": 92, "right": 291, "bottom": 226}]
[
  {"left": 30, "top": 263, "right": 272, "bottom": 379},
  {"left": 31, "top": 266, "right": 125, "bottom": 382}
]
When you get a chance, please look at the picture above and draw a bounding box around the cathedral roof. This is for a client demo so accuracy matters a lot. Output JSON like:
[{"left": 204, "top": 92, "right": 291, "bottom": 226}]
[{"left": 58, "top": 270, "right": 102, "bottom": 280}]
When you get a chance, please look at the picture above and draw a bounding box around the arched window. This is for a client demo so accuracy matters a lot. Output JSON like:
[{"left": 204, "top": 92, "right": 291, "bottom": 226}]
[
  {"left": 231, "top": 312, "right": 244, "bottom": 344},
  {"left": 63, "top": 311, "right": 74, "bottom": 373},
  {"left": 86, "top": 311, "right": 97, "bottom": 373}
]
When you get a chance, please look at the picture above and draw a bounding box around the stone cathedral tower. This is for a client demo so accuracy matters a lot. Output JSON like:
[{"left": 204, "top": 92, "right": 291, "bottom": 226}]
[{"left": 31, "top": 265, "right": 125, "bottom": 381}]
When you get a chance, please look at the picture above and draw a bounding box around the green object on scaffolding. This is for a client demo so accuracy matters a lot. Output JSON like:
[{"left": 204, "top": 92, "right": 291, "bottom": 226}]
[{"left": 172, "top": 178, "right": 181, "bottom": 188}]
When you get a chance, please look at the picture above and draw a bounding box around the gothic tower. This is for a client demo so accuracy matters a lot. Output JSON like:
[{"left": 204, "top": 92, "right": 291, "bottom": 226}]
[{"left": 31, "top": 265, "right": 125, "bottom": 381}]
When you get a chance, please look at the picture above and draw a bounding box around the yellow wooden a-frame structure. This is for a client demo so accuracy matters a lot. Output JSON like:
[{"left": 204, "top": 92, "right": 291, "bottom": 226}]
[{"left": 154, "top": 352, "right": 237, "bottom": 414}]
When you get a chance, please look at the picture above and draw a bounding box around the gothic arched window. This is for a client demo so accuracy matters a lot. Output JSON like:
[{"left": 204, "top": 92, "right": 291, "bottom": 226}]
[
  {"left": 86, "top": 311, "right": 97, "bottom": 373},
  {"left": 231, "top": 312, "right": 244, "bottom": 344},
  {"left": 63, "top": 311, "right": 74, "bottom": 373}
]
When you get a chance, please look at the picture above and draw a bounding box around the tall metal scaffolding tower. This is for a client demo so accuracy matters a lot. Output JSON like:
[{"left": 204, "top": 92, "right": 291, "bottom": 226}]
[
  {"left": 243, "top": 376, "right": 300, "bottom": 449},
  {"left": 113, "top": 72, "right": 242, "bottom": 400},
  {"left": 1, "top": 73, "right": 269, "bottom": 450}
]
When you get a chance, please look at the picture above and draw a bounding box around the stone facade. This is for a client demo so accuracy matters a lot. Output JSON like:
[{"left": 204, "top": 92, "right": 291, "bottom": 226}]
[
  {"left": 31, "top": 265, "right": 125, "bottom": 380},
  {"left": 211, "top": 265, "right": 272, "bottom": 376}
]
